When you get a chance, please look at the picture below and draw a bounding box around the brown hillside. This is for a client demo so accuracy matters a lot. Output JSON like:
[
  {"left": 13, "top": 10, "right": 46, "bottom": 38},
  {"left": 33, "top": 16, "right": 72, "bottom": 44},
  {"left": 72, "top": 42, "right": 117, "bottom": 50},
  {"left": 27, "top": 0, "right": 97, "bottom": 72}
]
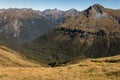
[
  {"left": 0, "top": 55, "right": 119, "bottom": 80},
  {"left": 0, "top": 46, "right": 40, "bottom": 67}
]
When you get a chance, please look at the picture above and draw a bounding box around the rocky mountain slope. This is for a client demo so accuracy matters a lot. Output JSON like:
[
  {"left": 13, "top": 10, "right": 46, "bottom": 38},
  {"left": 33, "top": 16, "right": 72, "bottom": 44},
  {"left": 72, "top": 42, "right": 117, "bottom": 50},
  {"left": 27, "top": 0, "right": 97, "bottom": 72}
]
[
  {"left": 0, "top": 8, "right": 79, "bottom": 43},
  {"left": 0, "top": 8, "right": 55, "bottom": 43},
  {"left": 24, "top": 4, "right": 120, "bottom": 66}
]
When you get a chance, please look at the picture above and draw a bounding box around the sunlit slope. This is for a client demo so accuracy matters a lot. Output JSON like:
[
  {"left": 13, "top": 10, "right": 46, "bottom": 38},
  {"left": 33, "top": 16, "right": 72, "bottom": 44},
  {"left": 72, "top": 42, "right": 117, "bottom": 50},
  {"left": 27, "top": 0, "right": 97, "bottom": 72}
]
[
  {"left": 0, "top": 46, "right": 40, "bottom": 67},
  {"left": 0, "top": 55, "right": 119, "bottom": 80}
]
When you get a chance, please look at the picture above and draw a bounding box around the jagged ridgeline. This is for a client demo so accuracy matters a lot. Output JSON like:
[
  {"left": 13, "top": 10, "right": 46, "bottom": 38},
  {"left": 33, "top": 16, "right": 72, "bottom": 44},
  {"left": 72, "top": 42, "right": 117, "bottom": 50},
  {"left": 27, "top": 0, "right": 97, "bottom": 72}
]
[
  {"left": 0, "top": 8, "right": 79, "bottom": 43},
  {"left": 23, "top": 4, "right": 120, "bottom": 66}
]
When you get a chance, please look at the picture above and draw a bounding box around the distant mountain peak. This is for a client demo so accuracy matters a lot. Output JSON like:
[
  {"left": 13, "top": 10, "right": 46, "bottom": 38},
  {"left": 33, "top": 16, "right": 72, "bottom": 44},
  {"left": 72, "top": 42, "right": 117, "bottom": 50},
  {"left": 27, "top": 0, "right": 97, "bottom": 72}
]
[
  {"left": 59, "top": 3, "right": 120, "bottom": 32},
  {"left": 69, "top": 8, "right": 77, "bottom": 11},
  {"left": 86, "top": 4, "right": 104, "bottom": 12},
  {"left": 92, "top": 4, "right": 105, "bottom": 12},
  {"left": 87, "top": 4, "right": 104, "bottom": 11},
  {"left": 53, "top": 8, "right": 58, "bottom": 10},
  {"left": 92, "top": 3, "right": 104, "bottom": 8},
  {"left": 44, "top": 8, "right": 61, "bottom": 12},
  {"left": 84, "top": 3, "right": 107, "bottom": 19}
]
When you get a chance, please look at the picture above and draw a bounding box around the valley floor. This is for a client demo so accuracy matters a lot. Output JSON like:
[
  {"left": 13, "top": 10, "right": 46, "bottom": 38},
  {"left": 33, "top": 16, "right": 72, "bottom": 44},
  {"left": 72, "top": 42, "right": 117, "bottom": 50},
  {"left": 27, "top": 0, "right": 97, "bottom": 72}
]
[{"left": 0, "top": 55, "right": 120, "bottom": 80}]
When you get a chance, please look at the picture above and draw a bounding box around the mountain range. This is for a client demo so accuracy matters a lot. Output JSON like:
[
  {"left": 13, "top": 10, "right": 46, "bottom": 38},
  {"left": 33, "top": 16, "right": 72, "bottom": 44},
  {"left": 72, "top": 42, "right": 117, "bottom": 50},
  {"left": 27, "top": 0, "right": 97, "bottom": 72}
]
[
  {"left": 0, "top": 4, "right": 120, "bottom": 67},
  {"left": 0, "top": 8, "right": 79, "bottom": 43},
  {"left": 23, "top": 4, "right": 120, "bottom": 66}
]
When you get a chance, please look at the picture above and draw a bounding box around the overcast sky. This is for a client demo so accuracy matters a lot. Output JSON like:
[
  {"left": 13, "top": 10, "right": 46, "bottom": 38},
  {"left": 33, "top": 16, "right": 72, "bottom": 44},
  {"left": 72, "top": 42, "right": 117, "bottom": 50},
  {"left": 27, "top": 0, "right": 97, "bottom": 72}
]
[{"left": 0, "top": 0, "right": 120, "bottom": 11}]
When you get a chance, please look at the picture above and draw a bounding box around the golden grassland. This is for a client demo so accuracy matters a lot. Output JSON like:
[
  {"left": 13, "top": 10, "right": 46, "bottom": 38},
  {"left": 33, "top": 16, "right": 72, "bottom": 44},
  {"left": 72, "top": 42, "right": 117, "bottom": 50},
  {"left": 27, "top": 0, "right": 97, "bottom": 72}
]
[
  {"left": 0, "top": 47, "right": 119, "bottom": 80},
  {"left": 0, "top": 46, "right": 40, "bottom": 67}
]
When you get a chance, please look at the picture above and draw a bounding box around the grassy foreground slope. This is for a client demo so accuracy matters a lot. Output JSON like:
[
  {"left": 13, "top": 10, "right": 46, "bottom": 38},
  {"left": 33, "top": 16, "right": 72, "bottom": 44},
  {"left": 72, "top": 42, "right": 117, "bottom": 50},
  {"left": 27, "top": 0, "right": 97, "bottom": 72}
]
[
  {"left": 0, "top": 55, "right": 119, "bottom": 80},
  {"left": 0, "top": 46, "right": 40, "bottom": 67}
]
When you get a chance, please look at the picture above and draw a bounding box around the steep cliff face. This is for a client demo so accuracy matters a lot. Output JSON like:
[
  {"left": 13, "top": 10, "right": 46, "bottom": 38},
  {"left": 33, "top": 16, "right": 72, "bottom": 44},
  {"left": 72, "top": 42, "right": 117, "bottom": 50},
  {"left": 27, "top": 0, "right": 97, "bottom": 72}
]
[{"left": 24, "top": 4, "right": 120, "bottom": 66}]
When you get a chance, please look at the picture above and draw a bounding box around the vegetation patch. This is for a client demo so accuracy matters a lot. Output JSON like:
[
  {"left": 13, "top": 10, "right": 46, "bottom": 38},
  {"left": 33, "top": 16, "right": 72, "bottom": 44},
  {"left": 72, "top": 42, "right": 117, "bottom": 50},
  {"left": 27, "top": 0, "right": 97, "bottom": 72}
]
[
  {"left": 104, "top": 59, "right": 120, "bottom": 63},
  {"left": 105, "top": 71, "right": 120, "bottom": 79}
]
